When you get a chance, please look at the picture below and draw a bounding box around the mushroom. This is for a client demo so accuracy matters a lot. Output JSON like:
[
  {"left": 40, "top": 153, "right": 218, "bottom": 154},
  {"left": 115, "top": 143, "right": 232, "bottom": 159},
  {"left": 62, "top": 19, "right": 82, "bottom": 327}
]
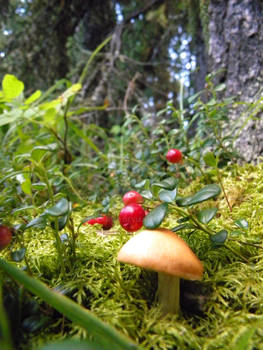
[{"left": 117, "top": 228, "right": 204, "bottom": 314}]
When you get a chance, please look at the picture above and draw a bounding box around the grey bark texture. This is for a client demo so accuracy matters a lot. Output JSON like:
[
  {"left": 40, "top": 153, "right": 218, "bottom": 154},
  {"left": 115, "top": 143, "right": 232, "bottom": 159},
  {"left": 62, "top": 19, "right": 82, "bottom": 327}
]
[{"left": 207, "top": 0, "right": 263, "bottom": 162}]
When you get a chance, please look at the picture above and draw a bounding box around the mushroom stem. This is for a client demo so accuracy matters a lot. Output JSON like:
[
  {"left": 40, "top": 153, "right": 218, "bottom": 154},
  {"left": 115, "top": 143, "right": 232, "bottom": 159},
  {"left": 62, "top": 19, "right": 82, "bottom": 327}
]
[{"left": 157, "top": 272, "right": 180, "bottom": 314}]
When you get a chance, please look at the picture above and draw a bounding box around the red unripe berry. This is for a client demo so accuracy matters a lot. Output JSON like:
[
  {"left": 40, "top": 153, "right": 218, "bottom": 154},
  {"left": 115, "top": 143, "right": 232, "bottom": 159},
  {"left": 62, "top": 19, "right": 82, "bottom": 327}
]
[
  {"left": 0, "top": 225, "right": 12, "bottom": 249},
  {"left": 84, "top": 216, "right": 113, "bottom": 230},
  {"left": 119, "top": 203, "right": 145, "bottom": 232},
  {"left": 123, "top": 191, "right": 143, "bottom": 205},
  {"left": 166, "top": 149, "right": 183, "bottom": 163}
]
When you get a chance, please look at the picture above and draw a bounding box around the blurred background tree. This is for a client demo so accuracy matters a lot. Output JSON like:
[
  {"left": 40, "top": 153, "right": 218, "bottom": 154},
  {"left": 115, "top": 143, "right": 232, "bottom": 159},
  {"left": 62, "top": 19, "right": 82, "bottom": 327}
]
[{"left": 1, "top": 0, "right": 263, "bottom": 160}]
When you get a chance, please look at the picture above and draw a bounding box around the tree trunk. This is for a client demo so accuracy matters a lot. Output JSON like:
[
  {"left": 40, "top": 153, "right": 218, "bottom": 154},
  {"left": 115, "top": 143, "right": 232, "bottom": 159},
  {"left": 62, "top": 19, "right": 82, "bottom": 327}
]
[{"left": 207, "top": 0, "right": 263, "bottom": 161}]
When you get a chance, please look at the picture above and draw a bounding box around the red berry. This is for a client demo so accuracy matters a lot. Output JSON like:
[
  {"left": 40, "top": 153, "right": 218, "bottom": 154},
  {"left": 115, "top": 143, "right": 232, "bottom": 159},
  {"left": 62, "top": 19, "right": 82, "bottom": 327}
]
[
  {"left": 84, "top": 216, "right": 113, "bottom": 230},
  {"left": 123, "top": 191, "right": 143, "bottom": 205},
  {"left": 83, "top": 218, "right": 97, "bottom": 226},
  {"left": 0, "top": 225, "right": 12, "bottom": 249},
  {"left": 166, "top": 149, "right": 183, "bottom": 163},
  {"left": 96, "top": 216, "right": 113, "bottom": 230},
  {"left": 119, "top": 203, "right": 145, "bottom": 232}
]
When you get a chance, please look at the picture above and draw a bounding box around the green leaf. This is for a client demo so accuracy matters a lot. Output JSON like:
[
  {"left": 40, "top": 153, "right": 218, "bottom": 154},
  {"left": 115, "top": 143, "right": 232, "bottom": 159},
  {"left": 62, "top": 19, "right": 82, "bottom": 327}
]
[
  {"left": 143, "top": 203, "right": 168, "bottom": 229},
  {"left": 25, "top": 90, "right": 42, "bottom": 104},
  {"left": 203, "top": 152, "right": 217, "bottom": 167},
  {"left": 31, "top": 143, "right": 58, "bottom": 162},
  {"left": 51, "top": 207, "right": 71, "bottom": 231},
  {"left": 32, "top": 182, "right": 47, "bottom": 191},
  {"left": 2, "top": 74, "right": 24, "bottom": 100},
  {"left": 135, "top": 179, "right": 150, "bottom": 190},
  {"left": 177, "top": 216, "right": 190, "bottom": 223},
  {"left": 197, "top": 207, "right": 218, "bottom": 224},
  {"left": 153, "top": 177, "right": 178, "bottom": 190},
  {"left": 16, "top": 166, "right": 32, "bottom": 196},
  {"left": 11, "top": 248, "right": 26, "bottom": 262},
  {"left": 25, "top": 215, "right": 47, "bottom": 230},
  {"left": 45, "top": 198, "right": 70, "bottom": 217},
  {"left": 159, "top": 188, "right": 177, "bottom": 203},
  {"left": 171, "top": 224, "right": 195, "bottom": 232},
  {"left": 141, "top": 190, "right": 153, "bottom": 199},
  {"left": 58, "top": 83, "right": 82, "bottom": 105},
  {"left": 43, "top": 108, "right": 57, "bottom": 125},
  {"left": 0, "top": 109, "right": 23, "bottom": 126},
  {"left": 215, "top": 83, "right": 226, "bottom": 92},
  {"left": 234, "top": 219, "right": 249, "bottom": 230},
  {"left": 210, "top": 230, "right": 228, "bottom": 247},
  {"left": 176, "top": 184, "right": 221, "bottom": 207}
]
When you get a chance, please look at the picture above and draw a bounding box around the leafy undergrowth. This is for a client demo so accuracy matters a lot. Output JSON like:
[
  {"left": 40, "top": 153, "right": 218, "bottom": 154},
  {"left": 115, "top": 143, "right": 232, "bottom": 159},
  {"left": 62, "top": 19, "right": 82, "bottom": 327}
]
[{"left": 2, "top": 163, "right": 263, "bottom": 350}]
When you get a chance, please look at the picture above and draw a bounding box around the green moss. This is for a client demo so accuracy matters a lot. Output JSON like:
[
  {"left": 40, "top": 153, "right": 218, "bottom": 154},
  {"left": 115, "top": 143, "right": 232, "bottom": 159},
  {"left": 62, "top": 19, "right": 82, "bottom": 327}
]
[{"left": 2, "top": 163, "right": 263, "bottom": 349}]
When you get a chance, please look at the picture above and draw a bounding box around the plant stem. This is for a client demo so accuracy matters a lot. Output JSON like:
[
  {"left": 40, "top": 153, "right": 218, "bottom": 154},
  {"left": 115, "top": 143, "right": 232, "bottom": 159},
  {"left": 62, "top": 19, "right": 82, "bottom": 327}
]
[
  {"left": 68, "top": 217, "right": 76, "bottom": 262},
  {"left": 216, "top": 169, "right": 232, "bottom": 212},
  {"left": 40, "top": 168, "right": 66, "bottom": 276},
  {"left": 224, "top": 244, "right": 249, "bottom": 263}
]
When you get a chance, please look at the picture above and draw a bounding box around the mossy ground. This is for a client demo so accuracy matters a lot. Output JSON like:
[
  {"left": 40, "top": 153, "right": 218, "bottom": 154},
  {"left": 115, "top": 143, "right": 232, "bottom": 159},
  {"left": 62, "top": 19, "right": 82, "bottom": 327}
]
[{"left": 2, "top": 163, "right": 263, "bottom": 349}]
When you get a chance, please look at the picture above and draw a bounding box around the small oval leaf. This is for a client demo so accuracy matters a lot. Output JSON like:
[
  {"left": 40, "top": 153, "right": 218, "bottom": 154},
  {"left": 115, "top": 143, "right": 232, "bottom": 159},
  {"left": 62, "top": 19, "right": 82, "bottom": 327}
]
[
  {"left": 197, "top": 207, "right": 218, "bottom": 224},
  {"left": 2, "top": 74, "right": 24, "bottom": 100},
  {"left": 177, "top": 216, "right": 190, "bottom": 223},
  {"left": 234, "top": 219, "right": 249, "bottom": 230},
  {"left": 32, "top": 182, "right": 47, "bottom": 191},
  {"left": 25, "top": 215, "right": 47, "bottom": 230},
  {"left": 171, "top": 224, "right": 195, "bottom": 232},
  {"left": 141, "top": 189, "right": 153, "bottom": 200},
  {"left": 45, "top": 198, "right": 69, "bottom": 217},
  {"left": 159, "top": 188, "right": 177, "bottom": 203},
  {"left": 153, "top": 177, "right": 178, "bottom": 190},
  {"left": 210, "top": 230, "right": 228, "bottom": 247},
  {"left": 134, "top": 179, "right": 147, "bottom": 188},
  {"left": 143, "top": 203, "right": 168, "bottom": 229},
  {"left": 176, "top": 184, "right": 221, "bottom": 207},
  {"left": 11, "top": 248, "right": 26, "bottom": 262}
]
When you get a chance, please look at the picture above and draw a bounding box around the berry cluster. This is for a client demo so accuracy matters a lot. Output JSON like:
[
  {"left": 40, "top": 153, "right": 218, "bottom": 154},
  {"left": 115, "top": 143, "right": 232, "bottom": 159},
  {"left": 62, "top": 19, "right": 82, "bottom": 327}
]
[
  {"left": 84, "top": 148, "right": 182, "bottom": 233},
  {"left": 119, "top": 191, "right": 146, "bottom": 232}
]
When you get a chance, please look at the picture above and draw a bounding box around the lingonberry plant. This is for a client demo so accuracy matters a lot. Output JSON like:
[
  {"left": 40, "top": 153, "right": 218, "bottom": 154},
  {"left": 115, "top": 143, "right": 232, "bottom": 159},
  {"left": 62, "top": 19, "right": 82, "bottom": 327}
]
[{"left": 135, "top": 156, "right": 254, "bottom": 262}]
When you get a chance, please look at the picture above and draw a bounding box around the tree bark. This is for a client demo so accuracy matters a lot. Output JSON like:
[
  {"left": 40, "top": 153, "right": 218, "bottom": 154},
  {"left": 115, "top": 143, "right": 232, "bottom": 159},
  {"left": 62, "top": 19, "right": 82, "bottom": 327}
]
[{"left": 207, "top": 0, "right": 263, "bottom": 161}]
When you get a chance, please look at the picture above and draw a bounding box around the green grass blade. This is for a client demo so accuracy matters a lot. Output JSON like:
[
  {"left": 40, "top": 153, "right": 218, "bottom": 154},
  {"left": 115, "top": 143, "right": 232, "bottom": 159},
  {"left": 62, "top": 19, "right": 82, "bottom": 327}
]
[{"left": 0, "top": 259, "right": 142, "bottom": 350}]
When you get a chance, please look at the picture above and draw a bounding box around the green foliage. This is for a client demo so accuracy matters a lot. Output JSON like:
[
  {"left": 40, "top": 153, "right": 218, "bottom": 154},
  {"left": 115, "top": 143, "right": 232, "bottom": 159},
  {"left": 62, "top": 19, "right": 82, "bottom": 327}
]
[{"left": 0, "top": 64, "right": 262, "bottom": 350}]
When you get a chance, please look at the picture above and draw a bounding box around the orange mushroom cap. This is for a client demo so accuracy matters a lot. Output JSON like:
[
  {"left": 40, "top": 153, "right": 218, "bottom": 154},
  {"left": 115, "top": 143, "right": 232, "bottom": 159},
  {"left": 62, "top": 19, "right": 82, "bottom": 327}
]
[{"left": 117, "top": 228, "right": 203, "bottom": 280}]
